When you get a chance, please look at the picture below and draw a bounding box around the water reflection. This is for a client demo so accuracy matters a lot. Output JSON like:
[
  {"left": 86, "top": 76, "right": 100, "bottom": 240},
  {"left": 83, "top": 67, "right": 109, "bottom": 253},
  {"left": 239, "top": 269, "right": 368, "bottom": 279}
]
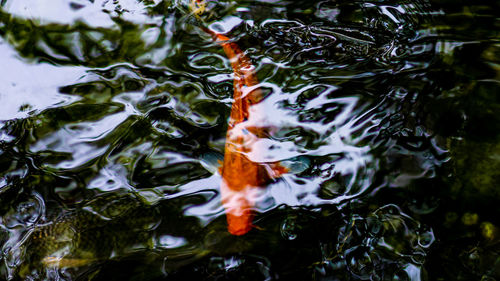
[{"left": 0, "top": 0, "right": 499, "bottom": 280}]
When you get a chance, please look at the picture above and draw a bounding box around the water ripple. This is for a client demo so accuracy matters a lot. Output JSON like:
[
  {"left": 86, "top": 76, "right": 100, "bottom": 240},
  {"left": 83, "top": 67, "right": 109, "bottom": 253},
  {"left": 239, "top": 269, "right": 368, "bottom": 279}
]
[{"left": 1, "top": 0, "right": 498, "bottom": 280}]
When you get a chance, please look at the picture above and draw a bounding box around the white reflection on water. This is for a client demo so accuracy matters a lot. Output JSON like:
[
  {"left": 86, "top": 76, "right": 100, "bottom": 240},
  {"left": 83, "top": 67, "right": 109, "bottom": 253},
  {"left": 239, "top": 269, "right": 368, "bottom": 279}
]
[
  {"left": 404, "top": 263, "right": 423, "bottom": 281},
  {"left": 157, "top": 235, "right": 187, "bottom": 249},
  {"left": 2, "top": 0, "right": 160, "bottom": 27},
  {"left": 0, "top": 40, "right": 83, "bottom": 120}
]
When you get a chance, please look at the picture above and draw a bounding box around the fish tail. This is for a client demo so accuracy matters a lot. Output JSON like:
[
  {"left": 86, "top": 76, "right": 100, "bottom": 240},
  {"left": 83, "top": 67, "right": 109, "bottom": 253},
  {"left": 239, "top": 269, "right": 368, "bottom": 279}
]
[
  {"left": 226, "top": 206, "right": 254, "bottom": 236},
  {"left": 221, "top": 185, "right": 255, "bottom": 235}
]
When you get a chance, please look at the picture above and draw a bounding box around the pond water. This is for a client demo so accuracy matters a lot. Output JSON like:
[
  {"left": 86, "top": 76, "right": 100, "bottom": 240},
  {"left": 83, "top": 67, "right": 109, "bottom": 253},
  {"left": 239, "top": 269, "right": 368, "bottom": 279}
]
[{"left": 0, "top": 0, "right": 499, "bottom": 280}]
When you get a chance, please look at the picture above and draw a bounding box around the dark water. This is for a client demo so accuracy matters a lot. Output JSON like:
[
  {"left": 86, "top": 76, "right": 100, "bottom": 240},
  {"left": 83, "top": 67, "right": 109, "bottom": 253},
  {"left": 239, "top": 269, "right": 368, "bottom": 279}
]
[{"left": 0, "top": 0, "right": 499, "bottom": 280}]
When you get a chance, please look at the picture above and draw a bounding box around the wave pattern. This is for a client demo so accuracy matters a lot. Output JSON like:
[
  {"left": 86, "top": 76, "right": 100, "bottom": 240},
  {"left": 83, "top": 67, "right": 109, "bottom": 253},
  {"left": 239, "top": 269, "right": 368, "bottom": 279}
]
[{"left": 0, "top": 0, "right": 499, "bottom": 280}]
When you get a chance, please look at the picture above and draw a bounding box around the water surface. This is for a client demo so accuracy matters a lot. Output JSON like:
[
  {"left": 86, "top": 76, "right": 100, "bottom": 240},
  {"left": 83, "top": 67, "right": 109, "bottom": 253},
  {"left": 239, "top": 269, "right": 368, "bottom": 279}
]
[{"left": 0, "top": 0, "right": 499, "bottom": 280}]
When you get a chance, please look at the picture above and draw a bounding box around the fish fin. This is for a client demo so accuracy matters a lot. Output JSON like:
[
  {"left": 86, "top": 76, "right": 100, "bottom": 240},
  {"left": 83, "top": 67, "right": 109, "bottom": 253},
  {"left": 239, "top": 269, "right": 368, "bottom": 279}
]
[
  {"left": 42, "top": 256, "right": 95, "bottom": 268},
  {"left": 200, "top": 152, "right": 224, "bottom": 174},
  {"left": 277, "top": 156, "right": 311, "bottom": 175},
  {"left": 253, "top": 224, "right": 265, "bottom": 231},
  {"left": 269, "top": 162, "right": 289, "bottom": 178},
  {"left": 189, "top": 0, "right": 206, "bottom": 18}
]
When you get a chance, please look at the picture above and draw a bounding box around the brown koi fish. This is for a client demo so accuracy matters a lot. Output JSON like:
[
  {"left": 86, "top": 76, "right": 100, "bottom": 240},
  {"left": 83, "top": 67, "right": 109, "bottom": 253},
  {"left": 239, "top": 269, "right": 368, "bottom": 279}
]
[{"left": 191, "top": 1, "right": 289, "bottom": 235}]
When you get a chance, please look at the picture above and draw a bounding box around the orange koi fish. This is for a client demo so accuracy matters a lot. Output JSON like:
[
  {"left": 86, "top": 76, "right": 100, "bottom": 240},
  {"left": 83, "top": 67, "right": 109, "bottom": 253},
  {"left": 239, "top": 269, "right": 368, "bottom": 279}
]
[
  {"left": 212, "top": 32, "right": 289, "bottom": 235},
  {"left": 190, "top": 1, "right": 289, "bottom": 234}
]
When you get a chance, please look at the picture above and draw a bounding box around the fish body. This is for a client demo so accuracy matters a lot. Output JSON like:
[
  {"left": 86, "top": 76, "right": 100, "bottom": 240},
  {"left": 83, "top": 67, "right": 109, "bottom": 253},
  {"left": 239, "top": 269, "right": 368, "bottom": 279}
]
[{"left": 13, "top": 193, "right": 206, "bottom": 278}]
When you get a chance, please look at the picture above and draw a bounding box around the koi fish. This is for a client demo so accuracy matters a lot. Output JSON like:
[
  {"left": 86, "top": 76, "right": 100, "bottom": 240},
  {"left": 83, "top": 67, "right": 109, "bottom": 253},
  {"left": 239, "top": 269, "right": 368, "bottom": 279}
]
[
  {"left": 190, "top": 0, "right": 290, "bottom": 235},
  {"left": 198, "top": 28, "right": 289, "bottom": 235},
  {"left": 215, "top": 32, "right": 289, "bottom": 235}
]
